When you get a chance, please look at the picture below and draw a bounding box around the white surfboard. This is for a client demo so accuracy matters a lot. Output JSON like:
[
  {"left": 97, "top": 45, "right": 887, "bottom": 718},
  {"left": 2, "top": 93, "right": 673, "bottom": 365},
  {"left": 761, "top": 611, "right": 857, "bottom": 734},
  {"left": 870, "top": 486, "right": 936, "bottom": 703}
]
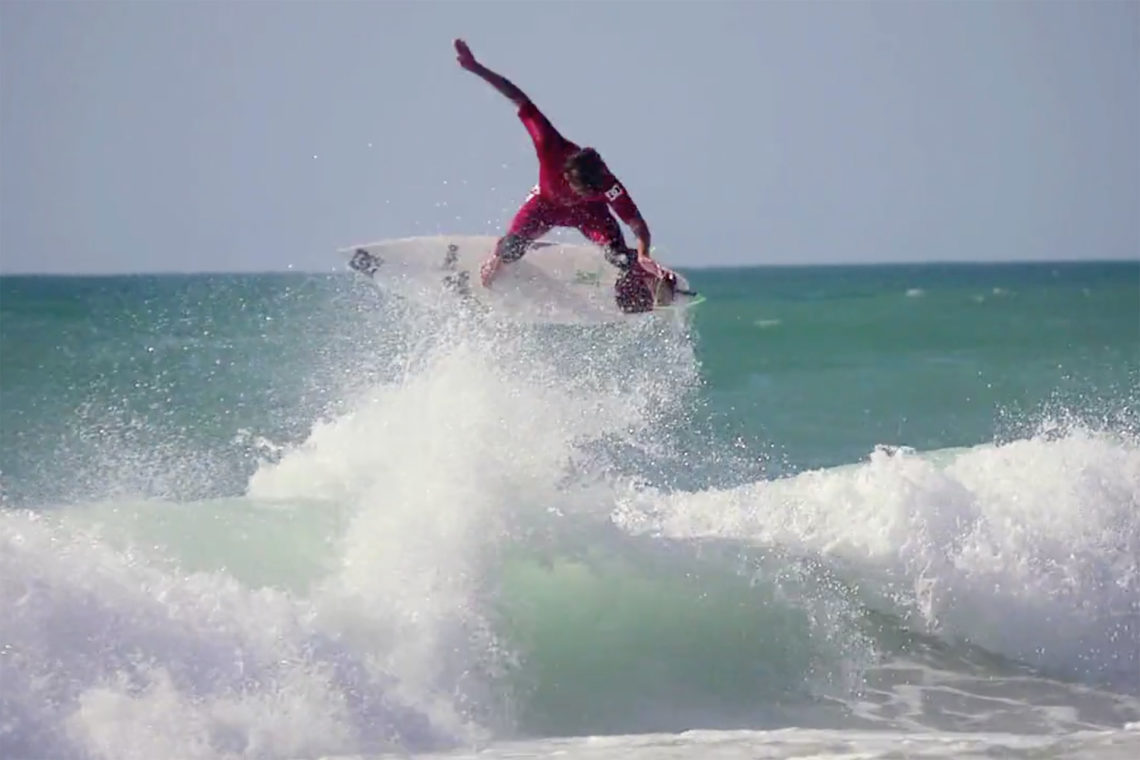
[{"left": 336, "top": 234, "right": 702, "bottom": 325}]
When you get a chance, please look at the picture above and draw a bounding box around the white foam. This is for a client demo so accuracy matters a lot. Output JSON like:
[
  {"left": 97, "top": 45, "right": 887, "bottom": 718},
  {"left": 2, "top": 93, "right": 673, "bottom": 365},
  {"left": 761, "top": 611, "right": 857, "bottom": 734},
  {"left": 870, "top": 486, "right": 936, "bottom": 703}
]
[
  {"left": 360, "top": 726, "right": 1140, "bottom": 759},
  {"left": 0, "top": 509, "right": 366, "bottom": 759},
  {"left": 616, "top": 429, "right": 1140, "bottom": 686},
  {"left": 245, "top": 314, "right": 699, "bottom": 734}
]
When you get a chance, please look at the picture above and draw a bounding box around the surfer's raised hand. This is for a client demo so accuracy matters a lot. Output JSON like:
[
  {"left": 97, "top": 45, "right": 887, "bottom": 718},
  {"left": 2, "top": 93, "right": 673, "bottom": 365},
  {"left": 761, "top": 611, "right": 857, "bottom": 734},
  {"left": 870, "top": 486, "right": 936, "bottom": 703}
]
[
  {"left": 454, "top": 39, "right": 478, "bottom": 71},
  {"left": 454, "top": 38, "right": 530, "bottom": 107}
]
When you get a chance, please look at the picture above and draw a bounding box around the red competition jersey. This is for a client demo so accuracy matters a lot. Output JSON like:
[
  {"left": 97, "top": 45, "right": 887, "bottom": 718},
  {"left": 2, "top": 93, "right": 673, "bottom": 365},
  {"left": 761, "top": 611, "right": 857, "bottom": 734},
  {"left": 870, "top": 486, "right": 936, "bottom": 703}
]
[{"left": 517, "top": 100, "right": 642, "bottom": 226}]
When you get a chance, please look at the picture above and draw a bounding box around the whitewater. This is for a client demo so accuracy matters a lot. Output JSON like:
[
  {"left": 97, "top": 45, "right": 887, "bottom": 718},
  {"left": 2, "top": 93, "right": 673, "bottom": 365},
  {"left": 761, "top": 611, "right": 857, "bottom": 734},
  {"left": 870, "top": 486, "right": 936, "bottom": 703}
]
[{"left": 1, "top": 266, "right": 1139, "bottom": 759}]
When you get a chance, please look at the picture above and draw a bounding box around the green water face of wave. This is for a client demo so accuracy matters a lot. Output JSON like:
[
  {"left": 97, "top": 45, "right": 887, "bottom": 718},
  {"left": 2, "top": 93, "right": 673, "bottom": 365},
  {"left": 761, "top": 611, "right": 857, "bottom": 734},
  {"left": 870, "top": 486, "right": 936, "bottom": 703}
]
[
  {"left": 482, "top": 509, "right": 892, "bottom": 739},
  {"left": 494, "top": 551, "right": 823, "bottom": 736}
]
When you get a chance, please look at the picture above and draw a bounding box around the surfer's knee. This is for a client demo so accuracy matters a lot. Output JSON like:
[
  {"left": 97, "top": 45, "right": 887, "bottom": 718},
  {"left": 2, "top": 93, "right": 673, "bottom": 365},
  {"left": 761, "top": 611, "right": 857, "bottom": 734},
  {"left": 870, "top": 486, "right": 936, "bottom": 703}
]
[{"left": 496, "top": 235, "right": 529, "bottom": 263}]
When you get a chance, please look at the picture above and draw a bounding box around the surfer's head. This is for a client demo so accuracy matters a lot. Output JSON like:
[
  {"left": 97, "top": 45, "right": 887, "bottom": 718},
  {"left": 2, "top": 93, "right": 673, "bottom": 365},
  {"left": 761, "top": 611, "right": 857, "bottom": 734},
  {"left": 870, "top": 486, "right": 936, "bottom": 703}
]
[{"left": 564, "top": 148, "right": 608, "bottom": 195}]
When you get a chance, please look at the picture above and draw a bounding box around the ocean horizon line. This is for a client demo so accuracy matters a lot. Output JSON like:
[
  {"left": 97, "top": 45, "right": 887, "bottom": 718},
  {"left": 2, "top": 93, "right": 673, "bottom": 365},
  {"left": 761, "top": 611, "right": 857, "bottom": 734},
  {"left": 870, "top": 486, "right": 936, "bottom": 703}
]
[{"left": 1, "top": 256, "right": 1137, "bottom": 279}]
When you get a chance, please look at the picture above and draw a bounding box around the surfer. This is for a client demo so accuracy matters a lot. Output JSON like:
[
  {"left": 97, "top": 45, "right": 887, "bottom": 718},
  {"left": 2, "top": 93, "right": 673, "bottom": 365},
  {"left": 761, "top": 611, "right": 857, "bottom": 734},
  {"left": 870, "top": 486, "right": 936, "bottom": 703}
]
[{"left": 454, "top": 38, "right": 675, "bottom": 313}]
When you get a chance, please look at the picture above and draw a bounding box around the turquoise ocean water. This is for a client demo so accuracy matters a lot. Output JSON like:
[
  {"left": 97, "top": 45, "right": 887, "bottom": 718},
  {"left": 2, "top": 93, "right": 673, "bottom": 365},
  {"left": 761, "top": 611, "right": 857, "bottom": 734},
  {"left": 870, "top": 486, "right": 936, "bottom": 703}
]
[{"left": 1, "top": 260, "right": 1138, "bottom": 758}]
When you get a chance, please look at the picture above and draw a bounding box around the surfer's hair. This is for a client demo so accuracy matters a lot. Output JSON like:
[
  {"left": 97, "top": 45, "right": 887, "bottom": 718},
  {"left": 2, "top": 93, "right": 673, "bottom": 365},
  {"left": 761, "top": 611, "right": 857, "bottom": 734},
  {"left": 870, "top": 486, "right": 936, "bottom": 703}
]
[{"left": 564, "top": 148, "right": 608, "bottom": 192}]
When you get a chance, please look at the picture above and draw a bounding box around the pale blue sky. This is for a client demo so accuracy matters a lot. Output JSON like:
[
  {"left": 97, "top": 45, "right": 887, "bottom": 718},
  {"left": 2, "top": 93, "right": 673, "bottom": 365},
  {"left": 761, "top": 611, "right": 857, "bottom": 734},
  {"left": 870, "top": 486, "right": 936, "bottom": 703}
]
[{"left": 1, "top": 0, "right": 1137, "bottom": 273}]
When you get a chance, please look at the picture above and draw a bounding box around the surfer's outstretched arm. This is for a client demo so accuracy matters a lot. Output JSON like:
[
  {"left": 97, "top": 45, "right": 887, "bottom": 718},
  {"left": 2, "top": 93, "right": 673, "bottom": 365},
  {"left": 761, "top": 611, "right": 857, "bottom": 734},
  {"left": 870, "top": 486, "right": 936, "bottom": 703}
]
[{"left": 454, "top": 39, "right": 530, "bottom": 107}]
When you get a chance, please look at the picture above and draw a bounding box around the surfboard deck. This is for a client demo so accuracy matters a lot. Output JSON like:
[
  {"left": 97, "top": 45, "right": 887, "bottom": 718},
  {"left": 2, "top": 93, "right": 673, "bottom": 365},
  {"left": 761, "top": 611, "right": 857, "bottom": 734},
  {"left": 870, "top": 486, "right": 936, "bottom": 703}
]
[{"left": 336, "top": 235, "right": 701, "bottom": 325}]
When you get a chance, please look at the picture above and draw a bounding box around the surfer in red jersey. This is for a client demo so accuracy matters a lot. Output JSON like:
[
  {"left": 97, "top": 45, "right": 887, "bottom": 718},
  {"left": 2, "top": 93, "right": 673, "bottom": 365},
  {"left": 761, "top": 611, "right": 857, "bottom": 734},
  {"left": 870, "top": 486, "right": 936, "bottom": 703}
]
[{"left": 454, "top": 38, "right": 675, "bottom": 313}]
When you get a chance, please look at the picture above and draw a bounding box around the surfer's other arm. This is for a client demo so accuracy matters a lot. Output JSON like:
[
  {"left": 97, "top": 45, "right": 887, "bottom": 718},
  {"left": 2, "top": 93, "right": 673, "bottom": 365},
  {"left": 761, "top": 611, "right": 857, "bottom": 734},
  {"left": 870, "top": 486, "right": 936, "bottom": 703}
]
[
  {"left": 606, "top": 186, "right": 653, "bottom": 265},
  {"left": 455, "top": 39, "right": 530, "bottom": 107}
]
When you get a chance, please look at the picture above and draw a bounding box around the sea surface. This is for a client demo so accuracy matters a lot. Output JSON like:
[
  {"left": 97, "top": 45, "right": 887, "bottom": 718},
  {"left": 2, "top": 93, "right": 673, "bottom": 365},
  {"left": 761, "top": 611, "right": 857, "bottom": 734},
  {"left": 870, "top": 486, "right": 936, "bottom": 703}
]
[{"left": 1, "top": 260, "right": 1138, "bottom": 759}]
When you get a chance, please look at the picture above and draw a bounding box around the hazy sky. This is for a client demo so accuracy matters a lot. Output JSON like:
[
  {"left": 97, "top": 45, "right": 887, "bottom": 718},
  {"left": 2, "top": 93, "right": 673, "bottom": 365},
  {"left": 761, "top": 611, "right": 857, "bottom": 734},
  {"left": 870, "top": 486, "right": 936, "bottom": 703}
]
[{"left": 2, "top": 0, "right": 1137, "bottom": 273}]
